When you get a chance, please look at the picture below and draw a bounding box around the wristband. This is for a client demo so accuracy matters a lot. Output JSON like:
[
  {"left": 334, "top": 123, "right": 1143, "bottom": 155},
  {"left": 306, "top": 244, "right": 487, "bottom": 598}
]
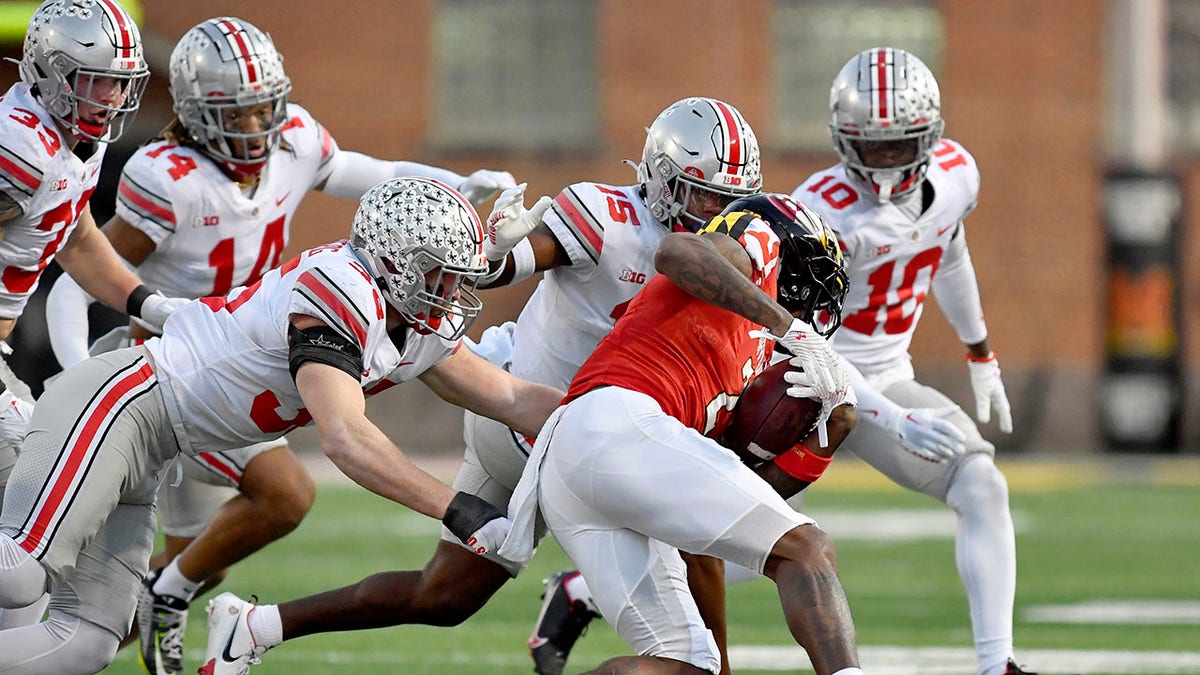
[
  {"left": 442, "top": 491, "right": 503, "bottom": 543},
  {"left": 126, "top": 284, "right": 153, "bottom": 318},
  {"left": 773, "top": 444, "right": 833, "bottom": 482},
  {"left": 509, "top": 238, "right": 536, "bottom": 284}
]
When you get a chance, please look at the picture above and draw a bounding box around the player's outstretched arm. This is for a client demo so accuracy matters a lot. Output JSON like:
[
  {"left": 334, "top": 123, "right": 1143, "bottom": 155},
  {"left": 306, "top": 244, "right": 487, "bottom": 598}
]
[{"left": 419, "top": 346, "right": 564, "bottom": 438}]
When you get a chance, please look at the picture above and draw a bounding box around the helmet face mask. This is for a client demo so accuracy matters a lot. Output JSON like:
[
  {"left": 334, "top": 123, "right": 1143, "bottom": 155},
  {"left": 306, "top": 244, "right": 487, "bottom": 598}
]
[
  {"left": 637, "top": 97, "right": 762, "bottom": 231},
  {"left": 350, "top": 178, "right": 488, "bottom": 340},
  {"left": 720, "top": 194, "right": 848, "bottom": 337},
  {"left": 169, "top": 17, "right": 292, "bottom": 176},
  {"left": 829, "top": 47, "right": 944, "bottom": 203},
  {"left": 19, "top": 0, "right": 149, "bottom": 142}
]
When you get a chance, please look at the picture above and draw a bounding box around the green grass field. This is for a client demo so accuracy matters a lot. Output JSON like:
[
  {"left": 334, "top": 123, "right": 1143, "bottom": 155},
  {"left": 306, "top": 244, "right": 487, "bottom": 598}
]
[{"left": 101, "top": 457, "right": 1200, "bottom": 675}]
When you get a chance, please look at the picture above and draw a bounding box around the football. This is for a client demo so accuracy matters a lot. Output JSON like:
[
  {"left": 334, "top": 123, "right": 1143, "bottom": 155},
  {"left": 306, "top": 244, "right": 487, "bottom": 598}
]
[{"left": 725, "top": 359, "right": 822, "bottom": 464}]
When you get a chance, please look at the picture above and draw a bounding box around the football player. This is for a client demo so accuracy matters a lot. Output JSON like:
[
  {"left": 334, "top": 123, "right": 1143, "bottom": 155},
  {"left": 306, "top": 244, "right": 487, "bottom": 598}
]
[
  {"left": 793, "top": 47, "right": 1033, "bottom": 675},
  {"left": 0, "top": 177, "right": 561, "bottom": 675},
  {"left": 0, "top": 0, "right": 187, "bottom": 654},
  {"left": 496, "top": 194, "right": 860, "bottom": 675},
  {"left": 196, "top": 97, "right": 791, "bottom": 674},
  {"left": 40, "top": 17, "right": 514, "bottom": 675}
]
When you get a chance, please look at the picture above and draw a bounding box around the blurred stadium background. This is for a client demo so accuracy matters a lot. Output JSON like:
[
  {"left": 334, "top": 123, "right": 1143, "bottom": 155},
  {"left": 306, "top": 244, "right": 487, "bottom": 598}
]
[
  {"left": 4, "top": 0, "right": 1200, "bottom": 456},
  {"left": 1, "top": 2, "right": 1198, "bottom": 674}
]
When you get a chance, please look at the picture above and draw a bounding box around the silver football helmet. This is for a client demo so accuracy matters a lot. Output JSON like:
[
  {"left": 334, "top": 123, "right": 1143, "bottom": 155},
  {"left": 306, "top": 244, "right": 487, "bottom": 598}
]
[
  {"left": 636, "top": 97, "right": 762, "bottom": 231},
  {"left": 829, "top": 48, "right": 944, "bottom": 203},
  {"left": 18, "top": 0, "right": 149, "bottom": 142},
  {"left": 350, "top": 178, "right": 488, "bottom": 340},
  {"left": 169, "top": 17, "right": 292, "bottom": 176}
]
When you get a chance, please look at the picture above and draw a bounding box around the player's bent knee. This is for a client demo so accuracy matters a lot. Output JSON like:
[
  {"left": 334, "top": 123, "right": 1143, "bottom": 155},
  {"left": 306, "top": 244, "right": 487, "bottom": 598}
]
[
  {"left": 0, "top": 537, "right": 48, "bottom": 609},
  {"left": 763, "top": 523, "right": 837, "bottom": 579},
  {"left": 949, "top": 454, "right": 1010, "bottom": 512},
  {"left": 41, "top": 612, "right": 120, "bottom": 674}
]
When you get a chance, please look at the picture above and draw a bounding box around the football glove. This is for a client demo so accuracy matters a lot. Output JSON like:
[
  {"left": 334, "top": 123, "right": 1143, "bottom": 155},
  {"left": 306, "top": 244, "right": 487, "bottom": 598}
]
[
  {"left": 0, "top": 389, "right": 33, "bottom": 454},
  {"left": 136, "top": 293, "right": 191, "bottom": 333},
  {"left": 458, "top": 169, "right": 517, "bottom": 208},
  {"left": 882, "top": 405, "right": 966, "bottom": 462},
  {"left": 443, "top": 491, "right": 509, "bottom": 556},
  {"left": 967, "top": 352, "right": 1013, "bottom": 433},
  {"left": 484, "top": 183, "right": 552, "bottom": 262}
]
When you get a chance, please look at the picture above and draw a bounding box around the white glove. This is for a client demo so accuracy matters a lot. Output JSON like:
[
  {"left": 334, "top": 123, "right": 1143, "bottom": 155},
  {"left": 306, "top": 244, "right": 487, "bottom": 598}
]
[
  {"left": 136, "top": 293, "right": 191, "bottom": 332},
  {"left": 881, "top": 405, "right": 966, "bottom": 462},
  {"left": 442, "top": 491, "right": 510, "bottom": 556},
  {"left": 458, "top": 169, "right": 517, "bottom": 208},
  {"left": 765, "top": 318, "right": 848, "bottom": 448},
  {"left": 465, "top": 515, "right": 511, "bottom": 556},
  {"left": 484, "top": 183, "right": 552, "bottom": 262},
  {"left": 0, "top": 389, "right": 34, "bottom": 453},
  {"left": 967, "top": 353, "right": 1013, "bottom": 433}
]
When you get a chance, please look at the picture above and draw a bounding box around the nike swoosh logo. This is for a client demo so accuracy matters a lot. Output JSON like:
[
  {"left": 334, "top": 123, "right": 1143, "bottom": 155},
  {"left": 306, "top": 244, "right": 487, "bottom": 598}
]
[
  {"left": 220, "top": 605, "right": 255, "bottom": 663},
  {"left": 275, "top": 191, "right": 291, "bottom": 206},
  {"left": 937, "top": 223, "right": 955, "bottom": 236}
]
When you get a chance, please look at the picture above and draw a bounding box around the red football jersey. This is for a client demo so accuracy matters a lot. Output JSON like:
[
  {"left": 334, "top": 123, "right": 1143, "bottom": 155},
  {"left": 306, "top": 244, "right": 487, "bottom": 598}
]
[{"left": 565, "top": 212, "right": 781, "bottom": 438}]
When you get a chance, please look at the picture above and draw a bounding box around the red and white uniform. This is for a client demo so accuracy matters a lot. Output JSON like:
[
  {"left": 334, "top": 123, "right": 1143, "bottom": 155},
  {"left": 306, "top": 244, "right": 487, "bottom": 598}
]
[
  {"left": 510, "top": 182, "right": 666, "bottom": 391},
  {"left": 147, "top": 241, "right": 456, "bottom": 454},
  {"left": 0, "top": 83, "right": 106, "bottom": 318},
  {"left": 116, "top": 103, "right": 336, "bottom": 300},
  {"left": 794, "top": 139, "right": 981, "bottom": 374},
  {"left": 500, "top": 220, "right": 818, "bottom": 673}
]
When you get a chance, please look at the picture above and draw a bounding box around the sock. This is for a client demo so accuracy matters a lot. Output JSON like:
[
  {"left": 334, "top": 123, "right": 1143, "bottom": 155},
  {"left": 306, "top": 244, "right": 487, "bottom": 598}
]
[
  {"left": 831, "top": 669, "right": 864, "bottom": 675},
  {"left": 152, "top": 558, "right": 201, "bottom": 602},
  {"left": 564, "top": 573, "right": 600, "bottom": 614},
  {"left": 247, "top": 603, "right": 283, "bottom": 649}
]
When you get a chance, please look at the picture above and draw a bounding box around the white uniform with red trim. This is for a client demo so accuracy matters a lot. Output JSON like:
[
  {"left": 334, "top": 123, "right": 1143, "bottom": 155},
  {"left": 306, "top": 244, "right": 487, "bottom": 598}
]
[
  {"left": 0, "top": 83, "right": 106, "bottom": 319},
  {"left": 791, "top": 139, "right": 994, "bottom": 497},
  {"left": 0, "top": 240, "right": 455, "bottom": 640},
  {"left": 454, "top": 182, "right": 667, "bottom": 572},
  {"left": 116, "top": 103, "right": 336, "bottom": 300}
]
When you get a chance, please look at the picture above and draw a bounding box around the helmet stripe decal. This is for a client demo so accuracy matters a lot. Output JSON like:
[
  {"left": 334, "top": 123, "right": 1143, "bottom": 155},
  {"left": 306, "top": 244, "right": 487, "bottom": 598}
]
[
  {"left": 97, "top": 0, "right": 134, "bottom": 58},
  {"left": 217, "top": 18, "right": 259, "bottom": 85},
  {"left": 872, "top": 48, "right": 892, "bottom": 123},
  {"left": 709, "top": 99, "right": 743, "bottom": 174},
  {"left": 425, "top": 178, "right": 485, "bottom": 248}
]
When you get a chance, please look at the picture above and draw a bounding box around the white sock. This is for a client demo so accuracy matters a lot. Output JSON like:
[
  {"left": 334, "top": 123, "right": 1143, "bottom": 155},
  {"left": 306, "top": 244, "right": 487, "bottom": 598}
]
[
  {"left": 945, "top": 455, "right": 1016, "bottom": 675},
  {"left": 831, "top": 668, "right": 864, "bottom": 675},
  {"left": 247, "top": 603, "right": 283, "bottom": 649},
  {"left": 152, "top": 558, "right": 201, "bottom": 602},
  {"left": 564, "top": 573, "right": 600, "bottom": 614}
]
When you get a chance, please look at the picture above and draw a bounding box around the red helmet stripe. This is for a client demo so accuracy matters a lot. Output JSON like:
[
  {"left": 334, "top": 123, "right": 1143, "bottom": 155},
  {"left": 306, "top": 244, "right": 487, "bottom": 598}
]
[
  {"left": 218, "top": 19, "right": 259, "bottom": 84},
  {"left": 97, "top": 0, "right": 134, "bottom": 58},
  {"left": 873, "top": 48, "right": 890, "bottom": 122},
  {"left": 710, "top": 99, "right": 743, "bottom": 174},
  {"left": 427, "top": 178, "right": 485, "bottom": 250}
]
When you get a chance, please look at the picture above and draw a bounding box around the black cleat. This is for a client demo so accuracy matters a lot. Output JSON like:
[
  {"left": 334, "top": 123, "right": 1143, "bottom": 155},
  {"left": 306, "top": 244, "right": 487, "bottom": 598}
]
[
  {"left": 528, "top": 570, "right": 600, "bottom": 675},
  {"left": 136, "top": 569, "right": 189, "bottom": 675},
  {"left": 1003, "top": 658, "right": 1040, "bottom": 675}
]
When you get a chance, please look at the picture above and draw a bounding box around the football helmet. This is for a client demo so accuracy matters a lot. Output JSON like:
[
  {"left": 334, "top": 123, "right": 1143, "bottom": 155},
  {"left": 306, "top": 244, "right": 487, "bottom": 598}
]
[
  {"left": 722, "top": 193, "right": 848, "bottom": 336},
  {"left": 636, "top": 97, "right": 762, "bottom": 231},
  {"left": 169, "top": 17, "right": 292, "bottom": 177},
  {"left": 18, "top": 0, "right": 149, "bottom": 142},
  {"left": 829, "top": 47, "right": 944, "bottom": 203},
  {"left": 350, "top": 178, "right": 488, "bottom": 340}
]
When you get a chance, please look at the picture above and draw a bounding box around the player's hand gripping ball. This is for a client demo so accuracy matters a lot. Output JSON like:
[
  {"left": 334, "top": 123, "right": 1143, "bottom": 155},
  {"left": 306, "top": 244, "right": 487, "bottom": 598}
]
[{"left": 724, "top": 359, "right": 823, "bottom": 465}]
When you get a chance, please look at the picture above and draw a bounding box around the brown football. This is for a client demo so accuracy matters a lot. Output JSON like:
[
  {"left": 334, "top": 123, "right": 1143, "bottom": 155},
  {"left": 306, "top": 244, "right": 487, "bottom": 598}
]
[{"left": 725, "top": 359, "right": 822, "bottom": 464}]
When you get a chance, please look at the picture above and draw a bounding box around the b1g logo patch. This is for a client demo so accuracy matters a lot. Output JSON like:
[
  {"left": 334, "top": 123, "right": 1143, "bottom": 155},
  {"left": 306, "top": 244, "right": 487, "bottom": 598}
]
[{"left": 619, "top": 268, "right": 646, "bottom": 284}]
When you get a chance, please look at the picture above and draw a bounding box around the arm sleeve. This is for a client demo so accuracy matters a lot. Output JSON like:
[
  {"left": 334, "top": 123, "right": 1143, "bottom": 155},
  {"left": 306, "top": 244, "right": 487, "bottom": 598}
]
[
  {"left": 931, "top": 227, "right": 989, "bottom": 345},
  {"left": 46, "top": 273, "right": 97, "bottom": 369},
  {"left": 837, "top": 352, "right": 902, "bottom": 432},
  {"left": 319, "top": 151, "right": 467, "bottom": 200}
]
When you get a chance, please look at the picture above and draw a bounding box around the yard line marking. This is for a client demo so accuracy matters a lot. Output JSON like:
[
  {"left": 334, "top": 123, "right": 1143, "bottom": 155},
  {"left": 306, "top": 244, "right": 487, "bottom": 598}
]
[{"left": 1026, "top": 600, "right": 1200, "bottom": 625}]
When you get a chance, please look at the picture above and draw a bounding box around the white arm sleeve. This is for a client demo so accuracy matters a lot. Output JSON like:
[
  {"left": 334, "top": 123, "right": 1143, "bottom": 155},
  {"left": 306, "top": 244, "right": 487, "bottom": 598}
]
[
  {"left": 931, "top": 228, "right": 989, "bottom": 345},
  {"left": 319, "top": 151, "right": 467, "bottom": 200},
  {"left": 837, "top": 352, "right": 905, "bottom": 431},
  {"left": 46, "top": 273, "right": 97, "bottom": 369}
]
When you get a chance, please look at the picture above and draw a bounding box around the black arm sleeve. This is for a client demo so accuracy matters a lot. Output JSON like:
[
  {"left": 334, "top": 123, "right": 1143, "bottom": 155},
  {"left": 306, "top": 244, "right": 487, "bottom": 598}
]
[{"left": 287, "top": 323, "right": 364, "bottom": 382}]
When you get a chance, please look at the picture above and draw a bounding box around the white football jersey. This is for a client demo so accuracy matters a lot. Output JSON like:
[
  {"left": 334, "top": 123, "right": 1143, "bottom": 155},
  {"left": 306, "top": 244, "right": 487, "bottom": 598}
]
[
  {"left": 509, "top": 182, "right": 667, "bottom": 391},
  {"left": 145, "top": 241, "right": 457, "bottom": 454},
  {"left": 794, "top": 139, "right": 980, "bottom": 371},
  {"left": 115, "top": 103, "right": 338, "bottom": 300},
  {"left": 0, "top": 83, "right": 107, "bottom": 318}
]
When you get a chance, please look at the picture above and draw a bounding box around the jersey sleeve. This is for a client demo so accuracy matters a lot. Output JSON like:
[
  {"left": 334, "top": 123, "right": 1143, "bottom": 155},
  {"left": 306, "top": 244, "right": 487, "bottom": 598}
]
[
  {"left": 0, "top": 116, "right": 49, "bottom": 213},
  {"left": 115, "top": 146, "right": 179, "bottom": 246},
  {"left": 287, "top": 261, "right": 382, "bottom": 357},
  {"left": 543, "top": 182, "right": 608, "bottom": 271},
  {"left": 279, "top": 104, "right": 340, "bottom": 190}
]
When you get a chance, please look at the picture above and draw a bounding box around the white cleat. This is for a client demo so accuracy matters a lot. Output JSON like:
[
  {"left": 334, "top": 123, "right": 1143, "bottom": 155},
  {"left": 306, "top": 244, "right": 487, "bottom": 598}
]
[{"left": 198, "top": 592, "right": 266, "bottom": 675}]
